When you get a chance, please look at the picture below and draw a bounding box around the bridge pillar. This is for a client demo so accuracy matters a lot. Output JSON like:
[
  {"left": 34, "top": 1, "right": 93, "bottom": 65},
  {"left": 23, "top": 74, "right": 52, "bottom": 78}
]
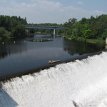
[
  {"left": 53, "top": 29, "right": 56, "bottom": 38},
  {"left": 105, "top": 38, "right": 107, "bottom": 49},
  {"left": 26, "top": 29, "right": 30, "bottom": 36},
  {"left": 106, "top": 38, "right": 107, "bottom": 45}
]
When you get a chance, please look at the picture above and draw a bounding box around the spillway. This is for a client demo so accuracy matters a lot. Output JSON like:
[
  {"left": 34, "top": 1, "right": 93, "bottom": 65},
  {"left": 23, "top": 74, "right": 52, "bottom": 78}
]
[{"left": 0, "top": 52, "right": 107, "bottom": 107}]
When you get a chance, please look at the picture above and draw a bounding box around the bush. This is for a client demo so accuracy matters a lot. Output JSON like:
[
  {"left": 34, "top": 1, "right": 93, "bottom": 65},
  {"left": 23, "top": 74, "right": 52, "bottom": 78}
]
[
  {"left": 12, "top": 24, "right": 27, "bottom": 39},
  {"left": 0, "top": 27, "right": 11, "bottom": 42}
]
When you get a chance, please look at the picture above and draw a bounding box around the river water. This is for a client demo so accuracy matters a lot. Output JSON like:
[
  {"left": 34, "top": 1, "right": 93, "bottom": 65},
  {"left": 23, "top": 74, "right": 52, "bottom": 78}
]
[
  {"left": 0, "top": 35, "right": 105, "bottom": 80},
  {"left": 1, "top": 52, "right": 107, "bottom": 107},
  {"left": 0, "top": 35, "right": 107, "bottom": 107}
]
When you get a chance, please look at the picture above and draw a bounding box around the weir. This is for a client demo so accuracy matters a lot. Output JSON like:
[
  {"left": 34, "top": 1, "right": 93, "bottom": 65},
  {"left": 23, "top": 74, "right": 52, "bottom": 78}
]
[{"left": 0, "top": 52, "right": 107, "bottom": 107}]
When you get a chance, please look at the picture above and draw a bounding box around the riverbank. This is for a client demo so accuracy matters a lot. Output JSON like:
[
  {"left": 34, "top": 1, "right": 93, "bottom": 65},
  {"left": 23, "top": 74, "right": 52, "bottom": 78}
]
[{"left": 64, "top": 36, "right": 105, "bottom": 46}]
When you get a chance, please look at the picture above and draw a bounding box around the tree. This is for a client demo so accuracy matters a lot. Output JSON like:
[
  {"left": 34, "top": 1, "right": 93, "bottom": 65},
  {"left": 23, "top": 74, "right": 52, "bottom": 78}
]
[
  {"left": 12, "top": 24, "right": 27, "bottom": 39},
  {"left": 65, "top": 14, "right": 107, "bottom": 41},
  {"left": 64, "top": 18, "right": 77, "bottom": 27},
  {"left": 81, "top": 24, "right": 91, "bottom": 41},
  {"left": 102, "top": 29, "right": 107, "bottom": 39},
  {"left": 0, "top": 15, "right": 27, "bottom": 42},
  {"left": 0, "top": 27, "right": 11, "bottom": 42}
]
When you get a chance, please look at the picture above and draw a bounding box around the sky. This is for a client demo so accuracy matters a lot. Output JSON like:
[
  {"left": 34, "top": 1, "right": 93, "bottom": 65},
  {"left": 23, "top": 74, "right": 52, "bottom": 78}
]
[{"left": 0, "top": 0, "right": 107, "bottom": 23}]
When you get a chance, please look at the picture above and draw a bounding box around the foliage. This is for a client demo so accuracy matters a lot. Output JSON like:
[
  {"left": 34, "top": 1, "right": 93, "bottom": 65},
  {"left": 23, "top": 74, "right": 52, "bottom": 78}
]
[
  {"left": 0, "top": 15, "right": 27, "bottom": 42},
  {"left": 102, "top": 29, "right": 107, "bottom": 39},
  {"left": 64, "top": 14, "right": 107, "bottom": 41},
  {"left": 12, "top": 24, "right": 27, "bottom": 39},
  {"left": 0, "top": 27, "right": 11, "bottom": 42}
]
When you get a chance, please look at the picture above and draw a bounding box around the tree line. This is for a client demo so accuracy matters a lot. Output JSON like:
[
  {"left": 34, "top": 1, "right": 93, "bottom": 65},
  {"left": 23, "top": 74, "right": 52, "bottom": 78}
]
[
  {"left": 64, "top": 14, "right": 107, "bottom": 41},
  {"left": 0, "top": 15, "right": 27, "bottom": 42},
  {"left": 0, "top": 14, "right": 107, "bottom": 43}
]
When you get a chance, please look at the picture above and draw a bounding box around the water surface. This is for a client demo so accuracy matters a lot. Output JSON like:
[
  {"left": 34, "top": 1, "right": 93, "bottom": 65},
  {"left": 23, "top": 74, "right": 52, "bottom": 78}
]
[{"left": 0, "top": 35, "right": 105, "bottom": 79}]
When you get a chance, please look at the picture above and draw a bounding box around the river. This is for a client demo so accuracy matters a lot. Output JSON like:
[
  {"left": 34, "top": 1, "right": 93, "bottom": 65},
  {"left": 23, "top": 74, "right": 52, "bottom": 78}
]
[{"left": 0, "top": 35, "right": 105, "bottom": 80}]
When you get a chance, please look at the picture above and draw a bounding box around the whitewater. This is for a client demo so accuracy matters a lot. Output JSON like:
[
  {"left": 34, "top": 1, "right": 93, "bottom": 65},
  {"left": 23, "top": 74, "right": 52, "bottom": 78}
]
[{"left": 0, "top": 52, "right": 107, "bottom": 107}]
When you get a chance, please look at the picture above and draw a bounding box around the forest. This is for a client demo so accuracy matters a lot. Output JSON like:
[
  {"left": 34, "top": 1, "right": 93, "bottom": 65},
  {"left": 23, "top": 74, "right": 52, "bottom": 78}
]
[
  {"left": 0, "top": 15, "right": 27, "bottom": 42},
  {"left": 64, "top": 14, "right": 107, "bottom": 44},
  {"left": 0, "top": 14, "right": 107, "bottom": 44}
]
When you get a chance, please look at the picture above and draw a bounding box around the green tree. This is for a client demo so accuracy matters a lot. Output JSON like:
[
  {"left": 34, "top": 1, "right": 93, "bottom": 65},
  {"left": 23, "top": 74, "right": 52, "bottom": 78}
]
[
  {"left": 64, "top": 14, "right": 107, "bottom": 41},
  {"left": 102, "top": 29, "right": 107, "bottom": 39},
  {"left": 81, "top": 24, "right": 91, "bottom": 41},
  {"left": 0, "top": 27, "right": 11, "bottom": 42},
  {"left": 12, "top": 24, "right": 27, "bottom": 39}
]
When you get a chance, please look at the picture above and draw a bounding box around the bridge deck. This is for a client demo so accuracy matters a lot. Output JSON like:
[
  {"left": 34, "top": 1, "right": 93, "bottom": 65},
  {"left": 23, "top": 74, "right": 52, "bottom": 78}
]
[{"left": 25, "top": 26, "right": 64, "bottom": 30}]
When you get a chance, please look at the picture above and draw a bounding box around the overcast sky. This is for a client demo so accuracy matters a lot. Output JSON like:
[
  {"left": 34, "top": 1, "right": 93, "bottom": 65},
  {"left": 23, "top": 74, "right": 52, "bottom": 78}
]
[{"left": 0, "top": 0, "right": 106, "bottom": 23}]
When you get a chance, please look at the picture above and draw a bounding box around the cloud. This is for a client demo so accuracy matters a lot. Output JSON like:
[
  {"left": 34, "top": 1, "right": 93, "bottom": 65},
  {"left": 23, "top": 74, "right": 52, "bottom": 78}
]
[
  {"left": 0, "top": 0, "right": 106, "bottom": 23},
  {"left": 77, "top": 1, "right": 84, "bottom": 5}
]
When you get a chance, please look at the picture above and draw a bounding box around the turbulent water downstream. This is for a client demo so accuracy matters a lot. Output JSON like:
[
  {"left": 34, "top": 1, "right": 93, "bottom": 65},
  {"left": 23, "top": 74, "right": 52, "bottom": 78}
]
[{"left": 0, "top": 52, "right": 107, "bottom": 107}]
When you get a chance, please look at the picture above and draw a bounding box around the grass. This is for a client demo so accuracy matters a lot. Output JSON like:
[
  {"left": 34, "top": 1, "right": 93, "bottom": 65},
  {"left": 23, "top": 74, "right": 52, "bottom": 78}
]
[
  {"left": 87, "top": 39, "right": 105, "bottom": 45},
  {"left": 64, "top": 36, "right": 105, "bottom": 46},
  {"left": 64, "top": 37, "right": 106, "bottom": 47},
  {"left": 86, "top": 39, "right": 105, "bottom": 48}
]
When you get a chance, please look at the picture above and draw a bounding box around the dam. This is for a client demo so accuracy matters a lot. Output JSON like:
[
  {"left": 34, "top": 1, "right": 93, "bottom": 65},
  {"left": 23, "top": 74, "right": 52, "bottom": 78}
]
[{"left": 0, "top": 52, "right": 107, "bottom": 107}]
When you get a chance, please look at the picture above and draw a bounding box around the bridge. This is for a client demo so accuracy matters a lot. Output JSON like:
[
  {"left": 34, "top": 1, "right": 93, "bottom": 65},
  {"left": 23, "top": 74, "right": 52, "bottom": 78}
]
[{"left": 25, "top": 25, "right": 64, "bottom": 36}]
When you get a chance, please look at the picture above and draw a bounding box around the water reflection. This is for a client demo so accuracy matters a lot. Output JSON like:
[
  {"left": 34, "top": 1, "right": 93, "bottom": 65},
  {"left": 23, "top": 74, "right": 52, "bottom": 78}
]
[
  {"left": 0, "top": 37, "right": 104, "bottom": 60},
  {"left": 0, "top": 36, "right": 105, "bottom": 80},
  {"left": 0, "top": 40, "right": 27, "bottom": 59},
  {"left": 0, "top": 45, "right": 8, "bottom": 58},
  {"left": 63, "top": 39, "right": 104, "bottom": 55}
]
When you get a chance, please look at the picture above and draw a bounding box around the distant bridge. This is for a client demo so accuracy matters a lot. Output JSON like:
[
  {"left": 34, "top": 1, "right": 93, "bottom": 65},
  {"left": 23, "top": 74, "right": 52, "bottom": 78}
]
[{"left": 25, "top": 25, "right": 64, "bottom": 36}]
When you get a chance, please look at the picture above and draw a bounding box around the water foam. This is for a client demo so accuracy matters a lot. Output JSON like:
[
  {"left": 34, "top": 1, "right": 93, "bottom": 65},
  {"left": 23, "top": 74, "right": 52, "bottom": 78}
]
[{"left": 1, "top": 52, "right": 107, "bottom": 107}]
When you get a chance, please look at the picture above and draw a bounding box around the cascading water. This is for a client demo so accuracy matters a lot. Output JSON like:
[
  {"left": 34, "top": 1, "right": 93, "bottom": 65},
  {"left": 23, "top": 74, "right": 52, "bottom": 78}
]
[{"left": 0, "top": 52, "right": 107, "bottom": 107}]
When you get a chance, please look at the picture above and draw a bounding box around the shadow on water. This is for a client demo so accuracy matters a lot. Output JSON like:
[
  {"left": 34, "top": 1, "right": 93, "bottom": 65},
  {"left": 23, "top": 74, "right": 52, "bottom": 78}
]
[
  {"left": 0, "top": 40, "right": 27, "bottom": 59},
  {"left": 0, "top": 45, "right": 8, "bottom": 59},
  {"left": 63, "top": 39, "right": 105, "bottom": 55},
  {"left": 0, "top": 83, "right": 18, "bottom": 107}
]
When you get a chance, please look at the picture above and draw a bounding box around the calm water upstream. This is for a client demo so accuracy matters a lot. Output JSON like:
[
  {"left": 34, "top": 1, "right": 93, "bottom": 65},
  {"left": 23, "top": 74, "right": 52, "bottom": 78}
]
[{"left": 0, "top": 35, "right": 105, "bottom": 80}]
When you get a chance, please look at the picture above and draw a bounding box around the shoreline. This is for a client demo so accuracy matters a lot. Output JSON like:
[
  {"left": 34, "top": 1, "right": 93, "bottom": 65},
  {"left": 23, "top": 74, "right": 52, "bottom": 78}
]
[{"left": 64, "top": 36, "right": 105, "bottom": 46}]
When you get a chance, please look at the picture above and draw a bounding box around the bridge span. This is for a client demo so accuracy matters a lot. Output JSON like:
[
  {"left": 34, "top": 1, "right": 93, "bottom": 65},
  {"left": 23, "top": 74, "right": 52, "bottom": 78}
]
[{"left": 25, "top": 25, "right": 64, "bottom": 36}]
